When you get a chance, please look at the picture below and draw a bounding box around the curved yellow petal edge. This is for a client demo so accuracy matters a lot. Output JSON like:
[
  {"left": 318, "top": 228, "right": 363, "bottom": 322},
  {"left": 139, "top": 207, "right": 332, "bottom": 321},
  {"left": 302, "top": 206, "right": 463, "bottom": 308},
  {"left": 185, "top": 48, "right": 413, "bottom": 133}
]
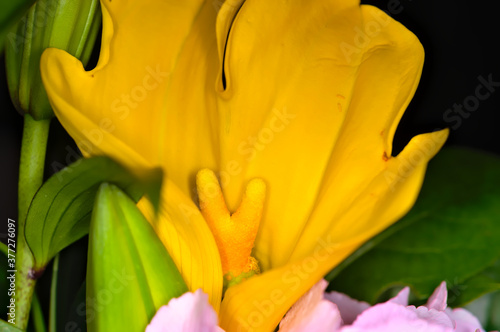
[
  {"left": 138, "top": 177, "right": 223, "bottom": 312},
  {"left": 219, "top": 129, "right": 448, "bottom": 332},
  {"left": 40, "top": 0, "right": 221, "bottom": 192}
]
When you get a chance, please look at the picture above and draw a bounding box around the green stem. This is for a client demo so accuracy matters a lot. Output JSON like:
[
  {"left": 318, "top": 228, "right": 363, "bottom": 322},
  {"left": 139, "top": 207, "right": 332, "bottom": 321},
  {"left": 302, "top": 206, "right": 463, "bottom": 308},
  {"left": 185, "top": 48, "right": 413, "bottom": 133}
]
[
  {"left": 49, "top": 255, "right": 59, "bottom": 332},
  {"left": 0, "top": 242, "right": 7, "bottom": 256},
  {"left": 31, "top": 292, "right": 47, "bottom": 332},
  {"left": 14, "top": 114, "right": 50, "bottom": 330}
]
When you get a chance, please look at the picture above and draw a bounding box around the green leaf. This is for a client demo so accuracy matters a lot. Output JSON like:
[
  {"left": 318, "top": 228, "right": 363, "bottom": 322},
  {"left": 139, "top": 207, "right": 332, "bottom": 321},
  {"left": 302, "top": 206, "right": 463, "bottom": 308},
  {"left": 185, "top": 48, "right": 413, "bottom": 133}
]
[
  {"left": 451, "top": 259, "right": 500, "bottom": 306},
  {"left": 327, "top": 147, "right": 500, "bottom": 304},
  {"left": 0, "top": 242, "right": 7, "bottom": 257},
  {"left": 87, "top": 183, "right": 187, "bottom": 331},
  {"left": 25, "top": 156, "right": 162, "bottom": 271},
  {"left": 0, "top": 320, "right": 23, "bottom": 331}
]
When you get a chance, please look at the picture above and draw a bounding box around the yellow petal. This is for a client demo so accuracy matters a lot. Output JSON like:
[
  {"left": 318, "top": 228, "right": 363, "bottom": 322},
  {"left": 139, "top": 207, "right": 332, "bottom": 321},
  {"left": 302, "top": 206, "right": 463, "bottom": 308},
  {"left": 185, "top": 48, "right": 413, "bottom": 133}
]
[
  {"left": 290, "top": 129, "right": 449, "bottom": 262},
  {"left": 215, "top": 0, "right": 359, "bottom": 216},
  {"left": 285, "top": 3, "right": 447, "bottom": 262},
  {"left": 138, "top": 177, "right": 223, "bottom": 312},
  {"left": 219, "top": 129, "right": 448, "bottom": 331},
  {"left": 219, "top": 238, "right": 360, "bottom": 331},
  {"left": 41, "top": 0, "right": 220, "bottom": 193},
  {"left": 215, "top": 0, "right": 245, "bottom": 93},
  {"left": 212, "top": 2, "right": 438, "bottom": 270}
]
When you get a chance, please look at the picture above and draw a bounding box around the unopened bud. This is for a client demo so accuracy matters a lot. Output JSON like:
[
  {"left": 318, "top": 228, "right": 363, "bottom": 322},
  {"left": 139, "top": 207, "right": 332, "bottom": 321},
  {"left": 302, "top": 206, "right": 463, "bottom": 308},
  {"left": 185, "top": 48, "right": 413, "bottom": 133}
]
[{"left": 5, "top": 0, "right": 101, "bottom": 119}]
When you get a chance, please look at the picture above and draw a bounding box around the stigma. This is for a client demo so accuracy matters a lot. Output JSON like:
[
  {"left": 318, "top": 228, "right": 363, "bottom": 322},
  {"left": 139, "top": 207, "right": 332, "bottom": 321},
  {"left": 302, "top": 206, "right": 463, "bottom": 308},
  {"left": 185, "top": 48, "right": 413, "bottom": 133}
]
[{"left": 196, "top": 169, "right": 265, "bottom": 288}]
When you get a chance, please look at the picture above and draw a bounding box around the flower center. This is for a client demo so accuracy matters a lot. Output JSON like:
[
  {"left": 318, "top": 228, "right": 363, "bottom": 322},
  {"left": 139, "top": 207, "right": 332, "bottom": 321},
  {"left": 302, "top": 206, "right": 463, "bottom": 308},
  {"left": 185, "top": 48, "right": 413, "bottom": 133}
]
[{"left": 196, "top": 169, "right": 265, "bottom": 289}]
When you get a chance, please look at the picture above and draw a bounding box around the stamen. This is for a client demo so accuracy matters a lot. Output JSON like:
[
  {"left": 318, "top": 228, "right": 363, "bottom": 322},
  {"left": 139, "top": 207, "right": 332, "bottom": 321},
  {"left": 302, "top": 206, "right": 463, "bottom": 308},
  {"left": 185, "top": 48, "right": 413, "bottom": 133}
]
[{"left": 196, "top": 169, "right": 265, "bottom": 285}]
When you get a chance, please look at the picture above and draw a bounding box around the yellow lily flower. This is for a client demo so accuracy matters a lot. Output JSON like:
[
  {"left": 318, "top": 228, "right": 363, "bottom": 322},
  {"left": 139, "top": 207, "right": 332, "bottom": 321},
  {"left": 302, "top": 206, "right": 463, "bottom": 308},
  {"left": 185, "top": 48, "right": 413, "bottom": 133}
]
[{"left": 40, "top": 0, "right": 448, "bottom": 330}]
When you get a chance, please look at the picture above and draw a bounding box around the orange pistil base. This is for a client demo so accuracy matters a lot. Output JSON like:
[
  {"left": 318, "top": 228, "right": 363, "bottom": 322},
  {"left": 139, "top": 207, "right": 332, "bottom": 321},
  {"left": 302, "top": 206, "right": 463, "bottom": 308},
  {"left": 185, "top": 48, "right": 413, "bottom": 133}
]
[{"left": 196, "top": 169, "right": 265, "bottom": 285}]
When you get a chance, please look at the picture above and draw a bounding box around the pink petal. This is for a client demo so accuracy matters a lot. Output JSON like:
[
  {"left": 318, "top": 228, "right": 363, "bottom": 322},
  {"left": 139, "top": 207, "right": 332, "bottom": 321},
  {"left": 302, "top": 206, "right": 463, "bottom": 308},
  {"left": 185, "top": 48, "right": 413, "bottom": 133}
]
[
  {"left": 389, "top": 287, "right": 410, "bottom": 306},
  {"left": 447, "top": 308, "right": 485, "bottom": 332},
  {"left": 324, "top": 291, "right": 370, "bottom": 324},
  {"left": 427, "top": 281, "right": 448, "bottom": 311},
  {"left": 146, "top": 289, "right": 222, "bottom": 332},
  {"left": 339, "top": 302, "right": 454, "bottom": 332},
  {"left": 279, "top": 279, "right": 342, "bottom": 332},
  {"left": 407, "top": 305, "right": 455, "bottom": 328}
]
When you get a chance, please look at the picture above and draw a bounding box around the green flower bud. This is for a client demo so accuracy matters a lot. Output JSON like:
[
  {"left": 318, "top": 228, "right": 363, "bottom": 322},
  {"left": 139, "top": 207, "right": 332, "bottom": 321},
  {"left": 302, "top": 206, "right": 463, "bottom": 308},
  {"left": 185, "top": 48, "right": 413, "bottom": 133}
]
[
  {"left": 88, "top": 183, "right": 188, "bottom": 331},
  {"left": 5, "top": 0, "right": 101, "bottom": 119},
  {"left": 0, "top": 0, "right": 35, "bottom": 52}
]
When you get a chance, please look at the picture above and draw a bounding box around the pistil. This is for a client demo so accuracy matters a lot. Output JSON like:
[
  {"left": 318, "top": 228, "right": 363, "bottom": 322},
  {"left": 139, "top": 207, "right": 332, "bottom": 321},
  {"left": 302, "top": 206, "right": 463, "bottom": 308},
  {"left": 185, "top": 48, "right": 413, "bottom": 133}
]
[{"left": 196, "top": 169, "right": 265, "bottom": 288}]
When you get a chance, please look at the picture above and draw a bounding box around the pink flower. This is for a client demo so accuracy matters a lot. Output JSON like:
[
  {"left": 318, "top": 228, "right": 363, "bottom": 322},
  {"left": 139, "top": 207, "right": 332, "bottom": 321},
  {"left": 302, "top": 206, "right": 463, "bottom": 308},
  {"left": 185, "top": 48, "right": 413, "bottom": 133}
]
[
  {"left": 146, "top": 289, "right": 224, "bottom": 332},
  {"left": 279, "top": 280, "right": 342, "bottom": 332},
  {"left": 279, "top": 280, "right": 489, "bottom": 332},
  {"left": 148, "top": 281, "right": 491, "bottom": 332}
]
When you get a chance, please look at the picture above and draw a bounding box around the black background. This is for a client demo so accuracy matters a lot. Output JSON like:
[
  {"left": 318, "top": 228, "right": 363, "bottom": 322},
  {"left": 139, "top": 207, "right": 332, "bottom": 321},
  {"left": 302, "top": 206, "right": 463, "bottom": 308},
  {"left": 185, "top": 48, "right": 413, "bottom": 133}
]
[{"left": 1, "top": 0, "right": 500, "bottom": 237}]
